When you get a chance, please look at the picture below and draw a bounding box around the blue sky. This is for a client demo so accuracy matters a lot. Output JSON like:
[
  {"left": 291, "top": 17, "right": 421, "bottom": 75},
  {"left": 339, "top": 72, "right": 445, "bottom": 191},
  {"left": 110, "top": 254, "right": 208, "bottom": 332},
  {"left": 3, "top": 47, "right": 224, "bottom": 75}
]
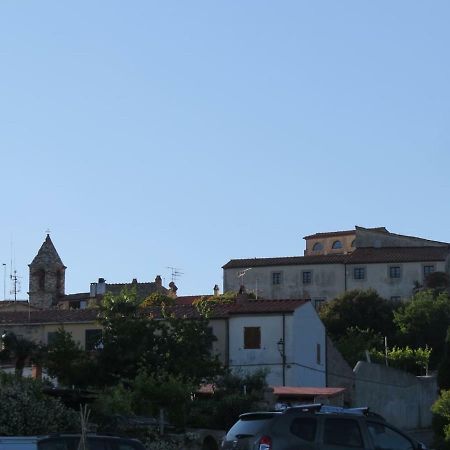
[{"left": 0, "top": 1, "right": 449, "bottom": 298}]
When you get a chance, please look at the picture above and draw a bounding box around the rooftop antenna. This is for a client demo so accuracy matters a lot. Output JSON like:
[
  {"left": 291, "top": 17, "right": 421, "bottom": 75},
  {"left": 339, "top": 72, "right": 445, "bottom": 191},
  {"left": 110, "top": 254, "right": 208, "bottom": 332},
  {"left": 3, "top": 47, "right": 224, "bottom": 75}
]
[
  {"left": 10, "top": 270, "right": 21, "bottom": 302},
  {"left": 237, "top": 268, "right": 252, "bottom": 287},
  {"left": 166, "top": 266, "right": 184, "bottom": 284}
]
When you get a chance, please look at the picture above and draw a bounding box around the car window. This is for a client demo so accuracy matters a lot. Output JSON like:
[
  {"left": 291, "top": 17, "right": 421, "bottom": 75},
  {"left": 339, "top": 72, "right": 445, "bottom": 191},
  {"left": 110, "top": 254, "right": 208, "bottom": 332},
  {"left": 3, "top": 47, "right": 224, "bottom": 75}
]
[
  {"left": 324, "top": 418, "right": 364, "bottom": 448},
  {"left": 226, "top": 413, "right": 278, "bottom": 439},
  {"left": 38, "top": 437, "right": 109, "bottom": 450},
  {"left": 367, "top": 421, "right": 414, "bottom": 450},
  {"left": 289, "top": 417, "right": 317, "bottom": 441}
]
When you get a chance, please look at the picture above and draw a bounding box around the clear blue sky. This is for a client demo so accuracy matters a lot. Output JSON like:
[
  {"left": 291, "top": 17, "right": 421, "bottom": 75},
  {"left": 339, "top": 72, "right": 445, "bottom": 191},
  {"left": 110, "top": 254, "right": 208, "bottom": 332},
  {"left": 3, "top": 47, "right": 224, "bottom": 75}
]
[{"left": 1, "top": 1, "right": 449, "bottom": 298}]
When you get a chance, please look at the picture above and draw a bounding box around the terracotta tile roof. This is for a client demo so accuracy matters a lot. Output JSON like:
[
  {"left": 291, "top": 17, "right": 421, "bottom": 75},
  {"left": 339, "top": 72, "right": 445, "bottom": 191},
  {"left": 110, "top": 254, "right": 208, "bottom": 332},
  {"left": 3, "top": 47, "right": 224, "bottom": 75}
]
[
  {"left": 175, "top": 295, "right": 206, "bottom": 305},
  {"left": 272, "top": 386, "right": 346, "bottom": 397},
  {"left": 222, "top": 254, "right": 349, "bottom": 269},
  {"left": 223, "top": 246, "right": 450, "bottom": 269},
  {"left": 0, "top": 309, "right": 99, "bottom": 325},
  {"left": 0, "top": 298, "right": 309, "bottom": 325}
]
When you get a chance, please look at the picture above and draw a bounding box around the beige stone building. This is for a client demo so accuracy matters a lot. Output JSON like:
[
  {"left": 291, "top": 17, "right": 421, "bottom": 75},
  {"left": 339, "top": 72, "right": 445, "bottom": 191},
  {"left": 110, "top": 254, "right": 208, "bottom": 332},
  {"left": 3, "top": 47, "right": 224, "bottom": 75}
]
[{"left": 223, "top": 226, "right": 450, "bottom": 305}]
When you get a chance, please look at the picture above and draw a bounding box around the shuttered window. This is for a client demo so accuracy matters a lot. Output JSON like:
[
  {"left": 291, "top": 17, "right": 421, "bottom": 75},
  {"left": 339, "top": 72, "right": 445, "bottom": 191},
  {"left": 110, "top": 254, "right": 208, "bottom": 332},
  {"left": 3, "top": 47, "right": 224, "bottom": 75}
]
[{"left": 244, "top": 327, "right": 261, "bottom": 349}]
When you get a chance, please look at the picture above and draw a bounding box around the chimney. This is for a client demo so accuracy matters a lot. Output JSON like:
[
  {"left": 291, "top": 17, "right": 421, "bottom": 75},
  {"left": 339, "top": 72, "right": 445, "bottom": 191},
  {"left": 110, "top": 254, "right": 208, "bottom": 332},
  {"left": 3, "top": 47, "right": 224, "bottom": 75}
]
[
  {"left": 155, "top": 275, "right": 162, "bottom": 288},
  {"left": 97, "top": 278, "right": 106, "bottom": 295},
  {"left": 236, "top": 285, "right": 249, "bottom": 303},
  {"left": 213, "top": 284, "right": 220, "bottom": 296}
]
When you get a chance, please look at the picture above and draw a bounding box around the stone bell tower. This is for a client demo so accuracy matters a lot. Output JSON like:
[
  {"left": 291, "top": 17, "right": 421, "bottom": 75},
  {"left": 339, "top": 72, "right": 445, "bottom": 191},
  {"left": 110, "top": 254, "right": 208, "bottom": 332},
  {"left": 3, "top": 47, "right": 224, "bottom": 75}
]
[{"left": 28, "top": 234, "right": 66, "bottom": 309}]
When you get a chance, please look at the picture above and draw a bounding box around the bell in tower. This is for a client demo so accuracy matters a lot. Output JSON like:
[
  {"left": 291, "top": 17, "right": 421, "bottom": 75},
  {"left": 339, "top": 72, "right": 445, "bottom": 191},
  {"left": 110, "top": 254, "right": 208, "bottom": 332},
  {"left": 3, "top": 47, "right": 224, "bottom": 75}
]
[{"left": 28, "top": 234, "right": 66, "bottom": 309}]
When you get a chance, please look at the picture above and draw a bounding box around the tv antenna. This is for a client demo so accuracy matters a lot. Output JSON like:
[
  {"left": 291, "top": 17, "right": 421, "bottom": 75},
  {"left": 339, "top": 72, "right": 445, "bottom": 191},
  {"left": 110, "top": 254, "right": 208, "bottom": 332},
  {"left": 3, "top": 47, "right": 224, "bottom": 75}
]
[
  {"left": 10, "top": 270, "right": 21, "bottom": 302},
  {"left": 166, "top": 266, "right": 183, "bottom": 284},
  {"left": 237, "top": 268, "right": 252, "bottom": 286}
]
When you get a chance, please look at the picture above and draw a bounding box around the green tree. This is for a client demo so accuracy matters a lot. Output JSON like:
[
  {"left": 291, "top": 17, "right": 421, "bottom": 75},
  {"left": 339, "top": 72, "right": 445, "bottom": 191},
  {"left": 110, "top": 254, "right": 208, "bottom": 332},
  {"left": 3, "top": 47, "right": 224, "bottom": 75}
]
[
  {"left": 319, "top": 289, "right": 397, "bottom": 341},
  {"left": 140, "top": 292, "right": 176, "bottom": 308},
  {"left": 394, "top": 290, "right": 450, "bottom": 367},
  {"left": 44, "top": 327, "right": 95, "bottom": 388},
  {"left": 432, "top": 389, "right": 450, "bottom": 450},
  {"left": 0, "top": 332, "right": 41, "bottom": 377},
  {"left": 96, "top": 289, "right": 223, "bottom": 386},
  {"left": 0, "top": 373, "right": 79, "bottom": 435},
  {"left": 334, "top": 326, "right": 384, "bottom": 368},
  {"left": 438, "top": 327, "right": 450, "bottom": 391}
]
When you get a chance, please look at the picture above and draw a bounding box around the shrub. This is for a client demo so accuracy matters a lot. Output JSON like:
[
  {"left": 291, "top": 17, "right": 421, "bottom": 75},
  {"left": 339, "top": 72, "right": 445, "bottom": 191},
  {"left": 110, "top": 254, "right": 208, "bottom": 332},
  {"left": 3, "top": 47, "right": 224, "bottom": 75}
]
[
  {"left": 432, "top": 390, "right": 450, "bottom": 450},
  {"left": 0, "top": 373, "right": 79, "bottom": 435}
]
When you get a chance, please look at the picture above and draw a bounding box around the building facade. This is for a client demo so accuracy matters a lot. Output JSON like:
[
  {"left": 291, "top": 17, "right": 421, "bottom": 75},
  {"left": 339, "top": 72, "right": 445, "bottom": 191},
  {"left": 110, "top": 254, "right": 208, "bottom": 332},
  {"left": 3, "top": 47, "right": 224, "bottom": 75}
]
[{"left": 223, "top": 226, "right": 450, "bottom": 304}]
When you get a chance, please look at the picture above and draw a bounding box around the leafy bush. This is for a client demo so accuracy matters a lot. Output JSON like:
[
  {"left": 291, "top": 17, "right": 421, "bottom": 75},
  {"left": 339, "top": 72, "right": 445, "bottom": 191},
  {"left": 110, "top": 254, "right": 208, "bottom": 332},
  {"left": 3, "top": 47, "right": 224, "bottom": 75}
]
[
  {"left": 0, "top": 373, "right": 79, "bottom": 435},
  {"left": 432, "top": 390, "right": 450, "bottom": 450},
  {"left": 371, "top": 346, "right": 431, "bottom": 375}
]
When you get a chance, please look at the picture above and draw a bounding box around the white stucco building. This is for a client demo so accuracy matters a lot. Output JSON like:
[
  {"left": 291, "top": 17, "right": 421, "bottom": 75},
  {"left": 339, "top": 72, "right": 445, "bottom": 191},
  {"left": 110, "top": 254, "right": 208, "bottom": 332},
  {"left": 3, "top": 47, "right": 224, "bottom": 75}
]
[{"left": 223, "top": 226, "right": 450, "bottom": 305}]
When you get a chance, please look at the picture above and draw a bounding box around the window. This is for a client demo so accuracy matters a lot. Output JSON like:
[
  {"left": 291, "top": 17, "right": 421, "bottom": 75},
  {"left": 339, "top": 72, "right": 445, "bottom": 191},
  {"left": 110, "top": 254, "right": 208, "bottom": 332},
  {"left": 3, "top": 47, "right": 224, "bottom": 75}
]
[
  {"left": 85, "top": 329, "right": 103, "bottom": 351},
  {"left": 390, "top": 296, "right": 401, "bottom": 302},
  {"left": 351, "top": 239, "right": 356, "bottom": 248},
  {"left": 314, "top": 298, "right": 326, "bottom": 311},
  {"left": 389, "top": 266, "right": 401, "bottom": 279},
  {"left": 316, "top": 343, "right": 321, "bottom": 364},
  {"left": 244, "top": 327, "right": 261, "bottom": 349},
  {"left": 332, "top": 240, "right": 343, "bottom": 249},
  {"left": 290, "top": 417, "right": 317, "bottom": 441},
  {"left": 272, "top": 272, "right": 282, "bottom": 285},
  {"left": 302, "top": 271, "right": 312, "bottom": 284},
  {"left": 424, "top": 265, "right": 435, "bottom": 277},
  {"left": 367, "top": 421, "right": 414, "bottom": 450},
  {"left": 47, "top": 332, "right": 58, "bottom": 346},
  {"left": 312, "top": 242, "right": 323, "bottom": 251},
  {"left": 324, "top": 418, "right": 363, "bottom": 448},
  {"left": 353, "top": 267, "right": 365, "bottom": 280}
]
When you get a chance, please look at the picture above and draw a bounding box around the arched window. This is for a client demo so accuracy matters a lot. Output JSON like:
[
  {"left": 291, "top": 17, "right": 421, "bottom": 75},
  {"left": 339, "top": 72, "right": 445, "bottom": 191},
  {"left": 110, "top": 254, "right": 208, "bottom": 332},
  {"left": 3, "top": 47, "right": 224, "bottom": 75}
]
[
  {"left": 56, "top": 270, "right": 63, "bottom": 290},
  {"left": 36, "top": 269, "right": 45, "bottom": 291},
  {"left": 332, "top": 240, "right": 343, "bottom": 249},
  {"left": 312, "top": 242, "right": 323, "bottom": 251}
]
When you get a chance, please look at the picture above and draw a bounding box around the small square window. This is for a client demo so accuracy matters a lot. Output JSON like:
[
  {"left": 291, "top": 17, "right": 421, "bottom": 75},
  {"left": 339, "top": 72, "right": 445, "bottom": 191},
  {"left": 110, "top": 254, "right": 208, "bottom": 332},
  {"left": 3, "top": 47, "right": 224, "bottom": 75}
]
[
  {"left": 424, "top": 265, "right": 435, "bottom": 277},
  {"left": 302, "top": 271, "right": 312, "bottom": 284},
  {"left": 244, "top": 327, "right": 261, "bottom": 349},
  {"left": 272, "top": 272, "right": 282, "bottom": 285},
  {"left": 314, "top": 298, "right": 326, "bottom": 311},
  {"left": 354, "top": 268, "right": 365, "bottom": 280},
  {"left": 389, "top": 266, "right": 401, "bottom": 279}
]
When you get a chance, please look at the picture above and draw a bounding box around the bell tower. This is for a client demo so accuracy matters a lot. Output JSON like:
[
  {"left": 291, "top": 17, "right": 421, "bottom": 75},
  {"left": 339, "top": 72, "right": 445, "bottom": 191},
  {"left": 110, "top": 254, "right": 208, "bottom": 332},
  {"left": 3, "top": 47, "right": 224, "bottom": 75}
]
[{"left": 28, "top": 234, "right": 66, "bottom": 309}]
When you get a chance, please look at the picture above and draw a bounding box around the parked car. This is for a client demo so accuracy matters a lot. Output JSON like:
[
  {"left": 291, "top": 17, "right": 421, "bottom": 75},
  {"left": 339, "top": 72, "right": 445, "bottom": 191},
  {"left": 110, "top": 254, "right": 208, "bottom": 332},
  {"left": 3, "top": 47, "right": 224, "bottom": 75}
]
[
  {"left": 221, "top": 404, "right": 427, "bottom": 450},
  {"left": 0, "top": 434, "right": 146, "bottom": 450}
]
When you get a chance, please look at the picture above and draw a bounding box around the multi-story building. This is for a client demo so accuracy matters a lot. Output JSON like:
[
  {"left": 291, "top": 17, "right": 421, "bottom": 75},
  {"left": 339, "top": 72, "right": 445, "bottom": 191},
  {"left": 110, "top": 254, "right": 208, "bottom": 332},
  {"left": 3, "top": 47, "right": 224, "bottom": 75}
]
[{"left": 223, "top": 226, "right": 450, "bottom": 305}]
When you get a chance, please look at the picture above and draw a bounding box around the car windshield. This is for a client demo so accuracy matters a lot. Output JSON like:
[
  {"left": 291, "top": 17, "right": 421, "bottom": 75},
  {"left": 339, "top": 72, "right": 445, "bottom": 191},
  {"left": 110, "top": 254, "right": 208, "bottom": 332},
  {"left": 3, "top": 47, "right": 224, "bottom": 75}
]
[{"left": 226, "top": 413, "right": 278, "bottom": 439}]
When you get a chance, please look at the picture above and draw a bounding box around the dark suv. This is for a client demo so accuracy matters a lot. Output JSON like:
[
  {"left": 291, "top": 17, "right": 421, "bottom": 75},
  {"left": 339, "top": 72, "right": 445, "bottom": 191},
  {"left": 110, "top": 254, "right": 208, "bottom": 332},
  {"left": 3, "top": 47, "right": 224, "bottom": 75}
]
[{"left": 221, "top": 404, "right": 427, "bottom": 450}]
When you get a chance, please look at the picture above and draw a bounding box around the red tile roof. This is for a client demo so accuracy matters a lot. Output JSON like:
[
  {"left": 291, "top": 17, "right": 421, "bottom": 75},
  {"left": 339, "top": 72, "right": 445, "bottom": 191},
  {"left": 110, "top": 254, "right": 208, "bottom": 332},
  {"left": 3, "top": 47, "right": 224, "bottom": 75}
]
[
  {"left": 272, "top": 386, "right": 346, "bottom": 397},
  {"left": 0, "top": 309, "right": 99, "bottom": 325},
  {"left": 0, "top": 299, "right": 309, "bottom": 325}
]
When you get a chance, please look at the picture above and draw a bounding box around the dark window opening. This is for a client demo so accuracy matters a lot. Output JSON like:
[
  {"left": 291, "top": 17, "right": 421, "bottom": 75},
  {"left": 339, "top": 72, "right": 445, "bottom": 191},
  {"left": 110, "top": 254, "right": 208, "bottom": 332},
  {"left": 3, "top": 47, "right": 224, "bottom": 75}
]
[{"left": 244, "top": 327, "right": 261, "bottom": 349}]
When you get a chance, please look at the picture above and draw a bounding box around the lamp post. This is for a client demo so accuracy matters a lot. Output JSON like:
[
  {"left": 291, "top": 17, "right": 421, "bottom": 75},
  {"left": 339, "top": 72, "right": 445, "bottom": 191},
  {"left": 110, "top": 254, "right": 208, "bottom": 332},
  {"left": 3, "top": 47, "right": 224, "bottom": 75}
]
[{"left": 277, "top": 338, "right": 286, "bottom": 386}]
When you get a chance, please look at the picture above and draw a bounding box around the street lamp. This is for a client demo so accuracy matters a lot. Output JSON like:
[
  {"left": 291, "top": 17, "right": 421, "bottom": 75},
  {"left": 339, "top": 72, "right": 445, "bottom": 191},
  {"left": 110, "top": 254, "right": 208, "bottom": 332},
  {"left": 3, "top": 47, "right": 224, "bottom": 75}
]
[{"left": 277, "top": 338, "right": 286, "bottom": 386}]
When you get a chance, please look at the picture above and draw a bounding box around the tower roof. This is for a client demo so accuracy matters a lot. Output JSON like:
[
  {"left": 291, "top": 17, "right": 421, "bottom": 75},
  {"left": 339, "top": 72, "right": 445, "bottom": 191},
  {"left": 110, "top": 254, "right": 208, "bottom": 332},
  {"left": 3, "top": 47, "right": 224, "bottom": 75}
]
[{"left": 29, "top": 234, "right": 66, "bottom": 268}]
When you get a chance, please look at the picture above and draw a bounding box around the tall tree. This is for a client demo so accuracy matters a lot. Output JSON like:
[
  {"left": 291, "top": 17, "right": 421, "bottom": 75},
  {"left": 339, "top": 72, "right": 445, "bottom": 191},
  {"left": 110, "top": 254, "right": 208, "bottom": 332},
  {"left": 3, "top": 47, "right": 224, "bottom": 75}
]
[
  {"left": 394, "top": 290, "right": 450, "bottom": 367},
  {"left": 319, "top": 289, "right": 397, "bottom": 341},
  {"left": 96, "top": 289, "right": 222, "bottom": 386},
  {"left": 44, "top": 327, "right": 95, "bottom": 388}
]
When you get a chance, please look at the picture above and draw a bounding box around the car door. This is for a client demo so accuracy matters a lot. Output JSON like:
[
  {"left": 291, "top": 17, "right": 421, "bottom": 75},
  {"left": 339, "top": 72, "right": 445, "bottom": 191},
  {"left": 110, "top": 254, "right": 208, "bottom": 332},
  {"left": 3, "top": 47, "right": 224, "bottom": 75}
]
[
  {"left": 320, "top": 417, "right": 371, "bottom": 450},
  {"left": 366, "top": 421, "right": 416, "bottom": 450}
]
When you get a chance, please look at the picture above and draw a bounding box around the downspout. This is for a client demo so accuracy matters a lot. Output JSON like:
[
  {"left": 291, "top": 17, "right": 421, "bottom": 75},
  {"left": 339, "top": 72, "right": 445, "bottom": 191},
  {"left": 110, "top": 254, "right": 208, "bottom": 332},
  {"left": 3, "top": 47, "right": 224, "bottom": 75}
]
[
  {"left": 344, "top": 263, "right": 347, "bottom": 292},
  {"left": 282, "top": 313, "right": 286, "bottom": 386},
  {"left": 225, "top": 318, "right": 230, "bottom": 368}
]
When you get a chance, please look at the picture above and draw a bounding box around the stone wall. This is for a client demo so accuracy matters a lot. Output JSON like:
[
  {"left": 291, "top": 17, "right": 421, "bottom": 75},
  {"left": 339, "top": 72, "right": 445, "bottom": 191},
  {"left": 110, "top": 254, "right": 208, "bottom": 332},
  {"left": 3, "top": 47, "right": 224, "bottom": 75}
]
[{"left": 353, "top": 361, "right": 437, "bottom": 430}]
